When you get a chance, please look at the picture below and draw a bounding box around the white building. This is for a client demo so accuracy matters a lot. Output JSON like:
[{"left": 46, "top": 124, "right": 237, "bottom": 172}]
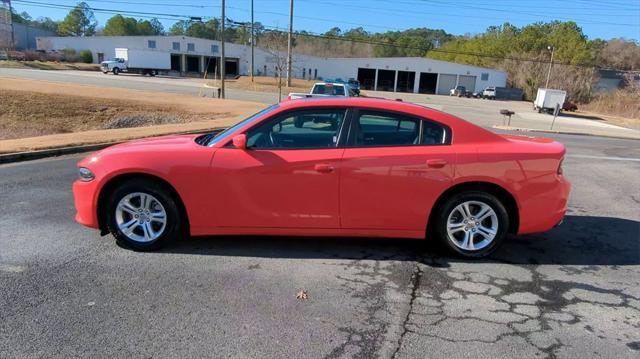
[{"left": 36, "top": 35, "right": 507, "bottom": 94}]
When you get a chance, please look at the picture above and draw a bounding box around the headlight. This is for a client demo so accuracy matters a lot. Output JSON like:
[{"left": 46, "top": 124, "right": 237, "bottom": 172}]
[{"left": 78, "top": 167, "right": 95, "bottom": 182}]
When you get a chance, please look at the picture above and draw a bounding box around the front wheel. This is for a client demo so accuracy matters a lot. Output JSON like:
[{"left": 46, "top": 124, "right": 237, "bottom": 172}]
[
  {"left": 105, "top": 180, "right": 183, "bottom": 251},
  {"left": 433, "top": 191, "right": 509, "bottom": 258}
]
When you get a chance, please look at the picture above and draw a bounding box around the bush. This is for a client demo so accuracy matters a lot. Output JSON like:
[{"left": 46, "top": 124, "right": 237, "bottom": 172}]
[
  {"left": 23, "top": 50, "right": 46, "bottom": 61},
  {"left": 60, "top": 48, "right": 78, "bottom": 62},
  {"left": 79, "top": 50, "right": 93, "bottom": 63}
]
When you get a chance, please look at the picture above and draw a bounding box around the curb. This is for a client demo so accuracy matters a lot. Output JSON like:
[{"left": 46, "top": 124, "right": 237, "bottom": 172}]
[
  {"left": 0, "top": 128, "right": 223, "bottom": 165},
  {"left": 492, "top": 125, "right": 640, "bottom": 141}
]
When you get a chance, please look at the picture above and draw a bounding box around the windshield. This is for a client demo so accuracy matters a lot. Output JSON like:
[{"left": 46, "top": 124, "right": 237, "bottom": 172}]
[
  {"left": 312, "top": 84, "right": 346, "bottom": 96},
  {"left": 207, "top": 104, "right": 279, "bottom": 146}
]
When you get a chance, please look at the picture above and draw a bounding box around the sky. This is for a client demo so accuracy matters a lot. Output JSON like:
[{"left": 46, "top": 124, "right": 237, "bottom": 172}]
[{"left": 9, "top": 0, "right": 640, "bottom": 41}]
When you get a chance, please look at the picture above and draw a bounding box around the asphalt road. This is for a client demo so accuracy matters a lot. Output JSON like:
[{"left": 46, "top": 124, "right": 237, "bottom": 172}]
[{"left": 1, "top": 133, "right": 639, "bottom": 358}]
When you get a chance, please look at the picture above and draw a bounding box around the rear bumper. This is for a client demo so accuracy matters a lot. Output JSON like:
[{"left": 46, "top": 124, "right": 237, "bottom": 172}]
[
  {"left": 518, "top": 175, "right": 571, "bottom": 235},
  {"left": 73, "top": 180, "right": 100, "bottom": 229}
]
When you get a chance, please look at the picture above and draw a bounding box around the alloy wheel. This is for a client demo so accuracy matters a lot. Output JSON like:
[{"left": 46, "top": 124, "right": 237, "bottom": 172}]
[
  {"left": 115, "top": 192, "right": 167, "bottom": 243},
  {"left": 446, "top": 200, "right": 498, "bottom": 251}
]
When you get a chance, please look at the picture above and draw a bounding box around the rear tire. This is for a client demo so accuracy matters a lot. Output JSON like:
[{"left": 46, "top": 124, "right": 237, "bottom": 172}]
[
  {"left": 433, "top": 191, "right": 509, "bottom": 258},
  {"left": 105, "top": 179, "right": 183, "bottom": 251},
  {"left": 113, "top": 67, "right": 120, "bottom": 75}
]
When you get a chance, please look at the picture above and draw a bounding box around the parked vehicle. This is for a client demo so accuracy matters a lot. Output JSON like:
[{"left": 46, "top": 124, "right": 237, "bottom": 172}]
[
  {"left": 562, "top": 101, "right": 578, "bottom": 112},
  {"left": 347, "top": 78, "right": 361, "bottom": 96},
  {"left": 534, "top": 88, "right": 567, "bottom": 114},
  {"left": 288, "top": 82, "right": 355, "bottom": 100},
  {"left": 450, "top": 85, "right": 467, "bottom": 97},
  {"left": 100, "top": 48, "right": 171, "bottom": 76},
  {"left": 73, "top": 98, "right": 570, "bottom": 258},
  {"left": 482, "top": 87, "right": 496, "bottom": 99}
]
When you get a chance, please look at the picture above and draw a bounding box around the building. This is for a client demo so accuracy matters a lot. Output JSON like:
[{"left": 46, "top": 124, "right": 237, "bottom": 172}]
[{"left": 36, "top": 35, "right": 507, "bottom": 94}]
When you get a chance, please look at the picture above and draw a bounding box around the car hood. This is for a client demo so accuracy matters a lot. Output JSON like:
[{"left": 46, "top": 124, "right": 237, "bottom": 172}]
[{"left": 91, "top": 134, "right": 201, "bottom": 157}]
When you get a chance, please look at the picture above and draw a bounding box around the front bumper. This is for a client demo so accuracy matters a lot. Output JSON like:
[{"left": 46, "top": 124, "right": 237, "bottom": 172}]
[{"left": 72, "top": 179, "right": 100, "bottom": 229}]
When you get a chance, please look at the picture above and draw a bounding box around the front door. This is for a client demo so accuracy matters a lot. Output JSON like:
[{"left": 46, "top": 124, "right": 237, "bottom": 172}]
[
  {"left": 340, "top": 109, "right": 455, "bottom": 230},
  {"left": 211, "top": 108, "right": 349, "bottom": 229}
]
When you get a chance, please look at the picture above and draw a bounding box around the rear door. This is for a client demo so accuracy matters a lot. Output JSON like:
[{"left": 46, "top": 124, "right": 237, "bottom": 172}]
[{"left": 340, "top": 109, "right": 455, "bottom": 231}]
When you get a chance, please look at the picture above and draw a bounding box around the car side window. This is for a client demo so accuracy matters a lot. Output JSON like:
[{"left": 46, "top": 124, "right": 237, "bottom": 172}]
[
  {"left": 354, "top": 110, "right": 448, "bottom": 147},
  {"left": 246, "top": 109, "right": 346, "bottom": 149}
]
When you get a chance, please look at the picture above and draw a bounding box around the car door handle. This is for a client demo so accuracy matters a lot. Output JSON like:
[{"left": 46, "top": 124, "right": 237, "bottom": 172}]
[
  {"left": 426, "top": 159, "right": 447, "bottom": 168},
  {"left": 314, "top": 164, "right": 335, "bottom": 173}
]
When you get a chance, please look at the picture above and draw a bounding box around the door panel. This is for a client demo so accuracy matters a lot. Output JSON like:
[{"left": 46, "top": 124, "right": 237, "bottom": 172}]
[
  {"left": 340, "top": 146, "right": 454, "bottom": 230},
  {"left": 211, "top": 148, "right": 344, "bottom": 228}
]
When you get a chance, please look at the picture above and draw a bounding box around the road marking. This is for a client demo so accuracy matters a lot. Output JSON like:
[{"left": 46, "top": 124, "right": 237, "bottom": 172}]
[
  {"left": 567, "top": 154, "right": 640, "bottom": 162},
  {"left": 0, "top": 264, "right": 26, "bottom": 273}
]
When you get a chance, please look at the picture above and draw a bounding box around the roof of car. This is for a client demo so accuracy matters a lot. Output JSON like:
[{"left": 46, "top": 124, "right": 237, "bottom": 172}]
[{"left": 279, "top": 97, "right": 425, "bottom": 111}]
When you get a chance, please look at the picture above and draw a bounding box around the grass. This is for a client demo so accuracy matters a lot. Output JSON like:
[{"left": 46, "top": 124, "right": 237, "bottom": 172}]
[
  {"left": 0, "top": 60, "right": 99, "bottom": 71},
  {"left": 207, "top": 75, "right": 317, "bottom": 93},
  {"left": 0, "top": 89, "right": 228, "bottom": 140},
  {"left": 579, "top": 90, "right": 640, "bottom": 129}
]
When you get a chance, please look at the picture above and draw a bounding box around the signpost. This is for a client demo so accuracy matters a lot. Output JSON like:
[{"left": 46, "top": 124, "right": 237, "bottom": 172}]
[{"left": 550, "top": 103, "right": 560, "bottom": 130}]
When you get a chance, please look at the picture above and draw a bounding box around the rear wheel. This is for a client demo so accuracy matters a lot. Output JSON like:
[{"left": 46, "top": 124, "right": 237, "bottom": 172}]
[
  {"left": 112, "top": 67, "right": 120, "bottom": 75},
  {"left": 105, "top": 179, "right": 183, "bottom": 251},
  {"left": 434, "top": 191, "right": 509, "bottom": 258}
]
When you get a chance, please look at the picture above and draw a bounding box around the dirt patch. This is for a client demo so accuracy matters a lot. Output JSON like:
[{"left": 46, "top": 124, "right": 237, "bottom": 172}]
[
  {"left": 0, "top": 89, "right": 232, "bottom": 140},
  {"left": 208, "top": 75, "right": 318, "bottom": 93},
  {"left": 0, "top": 77, "right": 266, "bottom": 153},
  {"left": 0, "top": 60, "right": 99, "bottom": 71}
]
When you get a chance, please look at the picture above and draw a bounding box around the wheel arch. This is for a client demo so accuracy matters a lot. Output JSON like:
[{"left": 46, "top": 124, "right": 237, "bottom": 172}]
[
  {"left": 96, "top": 172, "right": 189, "bottom": 236},
  {"left": 427, "top": 181, "right": 520, "bottom": 238}
]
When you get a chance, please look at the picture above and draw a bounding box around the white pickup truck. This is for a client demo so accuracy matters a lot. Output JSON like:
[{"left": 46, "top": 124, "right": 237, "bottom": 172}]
[
  {"left": 288, "top": 82, "right": 356, "bottom": 100},
  {"left": 100, "top": 48, "right": 171, "bottom": 76}
]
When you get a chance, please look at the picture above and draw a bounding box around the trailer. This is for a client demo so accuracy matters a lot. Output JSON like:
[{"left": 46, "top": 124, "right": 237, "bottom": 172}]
[
  {"left": 534, "top": 88, "right": 567, "bottom": 114},
  {"left": 100, "top": 48, "right": 171, "bottom": 76}
]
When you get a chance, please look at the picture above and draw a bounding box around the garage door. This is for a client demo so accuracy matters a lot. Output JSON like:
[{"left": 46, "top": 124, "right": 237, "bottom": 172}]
[
  {"left": 437, "top": 74, "right": 457, "bottom": 95},
  {"left": 458, "top": 75, "right": 477, "bottom": 93}
]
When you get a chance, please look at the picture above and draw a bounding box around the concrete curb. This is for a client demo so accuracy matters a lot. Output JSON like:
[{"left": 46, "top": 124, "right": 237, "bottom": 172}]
[
  {"left": 0, "top": 128, "right": 222, "bottom": 165},
  {"left": 492, "top": 125, "right": 640, "bottom": 141}
]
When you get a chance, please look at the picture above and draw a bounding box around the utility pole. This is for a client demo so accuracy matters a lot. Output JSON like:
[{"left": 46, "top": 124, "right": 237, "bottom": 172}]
[
  {"left": 250, "top": 0, "right": 254, "bottom": 82},
  {"left": 286, "top": 0, "right": 293, "bottom": 87},
  {"left": 545, "top": 45, "right": 554, "bottom": 88},
  {"left": 220, "top": 0, "right": 225, "bottom": 98}
]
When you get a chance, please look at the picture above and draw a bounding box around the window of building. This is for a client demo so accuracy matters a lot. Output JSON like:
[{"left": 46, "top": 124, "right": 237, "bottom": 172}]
[
  {"left": 148, "top": 40, "right": 156, "bottom": 49},
  {"left": 187, "top": 43, "right": 195, "bottom": 52},
  {"left": 172, "top": 42, "right": 180, "bottom": 51},
  {"left": 246, "top": 109, "right": 346, "bottom": 149},
  {"left": 481, "top": 73, "right": 489, "bottom": 81},
  {"left": 211, "top": 45, "right": 219, "bottom": 54}
]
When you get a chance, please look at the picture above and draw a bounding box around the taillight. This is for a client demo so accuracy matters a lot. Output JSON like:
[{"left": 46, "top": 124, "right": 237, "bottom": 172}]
[{"left": 557, "top": 159, "right": 564, "bottom": 175}]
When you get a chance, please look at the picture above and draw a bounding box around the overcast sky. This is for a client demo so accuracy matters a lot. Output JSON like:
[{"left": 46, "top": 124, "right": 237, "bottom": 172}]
[{"left": 11, "top": 0, "right": 640, "bottom": 40}]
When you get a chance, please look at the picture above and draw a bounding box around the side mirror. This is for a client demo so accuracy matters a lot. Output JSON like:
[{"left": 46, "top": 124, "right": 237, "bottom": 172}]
[{"left": 232, "top": 134, "right": 247, "bottom": 149}]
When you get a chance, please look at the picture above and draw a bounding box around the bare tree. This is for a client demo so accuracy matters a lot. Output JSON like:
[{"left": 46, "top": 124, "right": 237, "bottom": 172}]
[{"left": 261, "top": 32, "right": 290, "bottom": 102}]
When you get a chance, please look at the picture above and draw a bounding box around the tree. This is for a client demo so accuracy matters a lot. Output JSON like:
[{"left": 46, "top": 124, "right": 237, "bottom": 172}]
[
  {"left": 137, "top": 18, "right": 164, "bottom": 35},
  {"left": 58, "top": 2, "right": 97, "bottom": 37},
  {"left": 102, "top": 15, "right": 138, "bottom": 36}
]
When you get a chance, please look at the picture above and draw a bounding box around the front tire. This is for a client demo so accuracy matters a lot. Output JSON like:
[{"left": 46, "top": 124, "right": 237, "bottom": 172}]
[
  {"left": 105, "top": 179, "right": 183, "bottom": 251},
  {"left": 433, "top": 191, "right": 509, "bottom": 258}
]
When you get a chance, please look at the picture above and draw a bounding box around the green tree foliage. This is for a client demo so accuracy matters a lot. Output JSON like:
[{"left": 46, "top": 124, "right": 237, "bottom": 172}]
[
  {"left": 426, "top": 21, "right": 632, "bottom": 102},
  {"left": 103, "top": 15, "right": 164, "bottom": 36},
  {"left": 79, "top": 49, "right": 93, "bottom": 63},
  {"left": 58, "top": 2, "right": 97, "bottom": 36},
  {"left": 372, "top": 28, "right": 453, "bottom": 57},
  {"left": 11, "top": 9, "right": 60, "bottom": 34}
]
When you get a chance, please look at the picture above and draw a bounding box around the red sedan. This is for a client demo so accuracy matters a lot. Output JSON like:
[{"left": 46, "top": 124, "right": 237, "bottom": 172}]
[{"left": 73, "top": 98, "right": 570, "bottom": 258}]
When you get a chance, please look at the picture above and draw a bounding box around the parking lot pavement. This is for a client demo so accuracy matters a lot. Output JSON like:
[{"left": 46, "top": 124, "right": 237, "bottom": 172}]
[{"left": 0, "top": 134, "right": 638, "bottom": 358}]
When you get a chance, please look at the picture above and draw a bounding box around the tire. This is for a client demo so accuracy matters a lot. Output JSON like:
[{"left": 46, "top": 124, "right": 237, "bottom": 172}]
[
  {"left": 149, "top": 70, "right": 156, "bottom": 77},
  {"left": 102, "top": 71, "right": 108, "bottom": 74},
  {"left": 112, "top": 67, "right": 120, "bottom": 75},
  {"left": 433, "top": 191, "right": 509, "bottom": 258},
  {"left": 105, "top": 179, "right": 183, "bottom": 251}
]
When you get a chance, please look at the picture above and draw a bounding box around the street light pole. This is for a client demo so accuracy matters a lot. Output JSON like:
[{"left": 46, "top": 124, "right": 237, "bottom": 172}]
[
  {"left": 250, "top": 0, "right": 254, "bottom": 82},
  {"left": 220, "top": 0, "right": 225, "bottom": 98},
  {"left": 286, "top": 0, "right": 293, "bottom": 87},
  {"left": 545, "top": 45, "right": 554, "bottom": 88}
]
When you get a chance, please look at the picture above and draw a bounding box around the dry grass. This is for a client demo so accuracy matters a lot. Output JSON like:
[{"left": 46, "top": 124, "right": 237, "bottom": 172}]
[
  {"left": 0, "top": 89, "right": 233, "bottom": 140},
  {"left": 0, "top": 60, "right": 99, "bottom": 71},
  {"left": 208, "top": 75, "right": 317, "bottom": 93},
  {"left": 580, "top": 90, "right": 640, "bottom": 129}
]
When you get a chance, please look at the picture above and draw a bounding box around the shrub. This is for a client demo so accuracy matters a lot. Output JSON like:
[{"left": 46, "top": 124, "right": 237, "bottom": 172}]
[
  {"left": 79, "top": 50, "right": 93, "bottom": 63},
  {"left": 23, "top": 50, "right": 46, "bottom": 61},
  {"left": 60, "top": 48, "right": 78, "bottom": 62}
]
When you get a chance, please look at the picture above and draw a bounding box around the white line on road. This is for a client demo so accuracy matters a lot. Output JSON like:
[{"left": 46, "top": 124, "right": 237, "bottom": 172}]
[{"left": 566, "top": 154, "right": 640, "bottom": 162}]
